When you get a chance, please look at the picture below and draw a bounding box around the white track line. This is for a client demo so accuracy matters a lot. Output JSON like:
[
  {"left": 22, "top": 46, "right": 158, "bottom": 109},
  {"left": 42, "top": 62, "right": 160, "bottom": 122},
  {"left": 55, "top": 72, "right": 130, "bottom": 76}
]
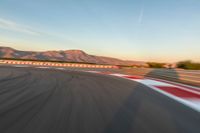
[
  {"left": 147, "top": 85, "right": 200, "bottom": 112},
  {"left": 133, "top": 79, "right": 175, "bottom": 87},
  {"left": 13, "top": 65, "right": 30, "bottom": 68},
  {"left": 88, "top": 72, "right": 200, "bottom": 112},
  {"left": 36, "top": 67, "right": 51, "bottom": 69}
]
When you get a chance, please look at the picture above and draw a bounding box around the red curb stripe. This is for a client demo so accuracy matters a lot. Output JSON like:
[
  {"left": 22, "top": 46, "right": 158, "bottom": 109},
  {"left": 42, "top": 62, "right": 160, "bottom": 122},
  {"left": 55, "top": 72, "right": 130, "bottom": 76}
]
[
  {"left": 150, "top": 78, "right": 200, "bottom": 93},
  {"left": 154, "top": 86, "right": 200, "bottom": 99},
  {"left": 124, "top": 76, "right": 144, "bottom": 79}
]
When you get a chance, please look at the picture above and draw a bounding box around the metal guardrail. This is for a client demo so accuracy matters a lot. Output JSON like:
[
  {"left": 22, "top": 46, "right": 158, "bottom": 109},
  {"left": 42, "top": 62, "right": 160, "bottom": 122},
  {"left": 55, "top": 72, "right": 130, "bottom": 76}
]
[{"left": 120, "top": 68, "right": 200, "bottom": 87}]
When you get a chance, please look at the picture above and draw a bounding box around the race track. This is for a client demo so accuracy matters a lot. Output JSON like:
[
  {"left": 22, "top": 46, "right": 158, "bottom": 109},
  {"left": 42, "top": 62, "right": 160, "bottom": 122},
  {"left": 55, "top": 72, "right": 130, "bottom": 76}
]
[{"left": 0, "top": 66, "right": 199, "bottom": 133}]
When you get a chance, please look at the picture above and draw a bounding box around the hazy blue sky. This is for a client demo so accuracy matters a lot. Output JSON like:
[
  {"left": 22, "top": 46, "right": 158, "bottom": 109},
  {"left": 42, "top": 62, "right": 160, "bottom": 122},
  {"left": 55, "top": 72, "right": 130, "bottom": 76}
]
[{"left": 0, "top": 0, "right": 199, "bottom": 62}]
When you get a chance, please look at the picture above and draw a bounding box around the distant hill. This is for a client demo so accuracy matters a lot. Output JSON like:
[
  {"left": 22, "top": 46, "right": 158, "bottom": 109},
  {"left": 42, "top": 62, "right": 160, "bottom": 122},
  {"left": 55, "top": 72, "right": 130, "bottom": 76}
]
[{"left": 0, "top": 46, "right": 146, "bottom": 66}]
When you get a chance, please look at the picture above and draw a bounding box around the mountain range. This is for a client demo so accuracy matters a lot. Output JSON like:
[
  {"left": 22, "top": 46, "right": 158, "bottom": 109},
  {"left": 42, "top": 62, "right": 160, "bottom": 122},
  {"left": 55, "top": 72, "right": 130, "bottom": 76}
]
[{"left": 0, "top": 46, "right": 145, "bottom": 65}]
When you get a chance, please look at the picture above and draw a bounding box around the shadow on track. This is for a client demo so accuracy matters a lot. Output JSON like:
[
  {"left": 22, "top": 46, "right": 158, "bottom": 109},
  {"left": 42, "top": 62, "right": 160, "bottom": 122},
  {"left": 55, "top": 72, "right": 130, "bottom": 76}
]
[
  {"left": 0, "top": 66, "right": 200, "bottom": 133},
  {"left": 103, "top": 69, "right": 200, "bottom": 133},
  {"left": 144, "top": 68, "right": 180, "bottom": 82}
]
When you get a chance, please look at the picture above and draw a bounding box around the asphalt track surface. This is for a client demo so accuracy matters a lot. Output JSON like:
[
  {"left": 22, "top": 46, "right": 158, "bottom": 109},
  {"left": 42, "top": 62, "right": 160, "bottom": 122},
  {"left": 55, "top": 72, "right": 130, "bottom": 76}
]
[{"left": 0, "top": 66, "right": 199, "bottom": 133}]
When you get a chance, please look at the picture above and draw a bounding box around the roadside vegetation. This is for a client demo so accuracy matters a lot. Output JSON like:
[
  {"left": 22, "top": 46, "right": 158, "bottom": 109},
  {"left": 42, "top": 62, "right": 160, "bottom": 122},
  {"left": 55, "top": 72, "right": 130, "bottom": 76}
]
[
  {"left": 177, "top": 60, "right": 200, "bottom": 70},
  {"left": 147, "top": 62, "right": 165, "bottom": 68}
]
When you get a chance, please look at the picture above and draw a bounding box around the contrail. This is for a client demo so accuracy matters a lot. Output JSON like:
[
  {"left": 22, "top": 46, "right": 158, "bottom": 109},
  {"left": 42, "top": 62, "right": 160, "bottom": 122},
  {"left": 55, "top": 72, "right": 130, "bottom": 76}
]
[{"left": 138, "top": 5, "right": 144, "bottom": 24}]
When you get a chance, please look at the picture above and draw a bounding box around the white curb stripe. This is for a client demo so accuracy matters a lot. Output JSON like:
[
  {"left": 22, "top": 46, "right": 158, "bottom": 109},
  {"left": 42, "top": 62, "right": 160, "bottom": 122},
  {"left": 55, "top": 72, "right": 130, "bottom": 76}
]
[{"left": 88, "top": 72, "right": 200, "bottom": 112}]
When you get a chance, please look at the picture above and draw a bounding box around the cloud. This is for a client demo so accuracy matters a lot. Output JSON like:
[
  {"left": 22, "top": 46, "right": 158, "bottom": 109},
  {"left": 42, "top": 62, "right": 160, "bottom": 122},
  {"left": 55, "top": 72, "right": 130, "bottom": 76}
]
[
  {"left": 0, "top": 18, "right": 41, "bottom": 35},
  {"left": 0, "top": 18, "right": 81, "bottom": 48},
  {"left": 138, "top": 5, "right": 144, "bottom": 24}
]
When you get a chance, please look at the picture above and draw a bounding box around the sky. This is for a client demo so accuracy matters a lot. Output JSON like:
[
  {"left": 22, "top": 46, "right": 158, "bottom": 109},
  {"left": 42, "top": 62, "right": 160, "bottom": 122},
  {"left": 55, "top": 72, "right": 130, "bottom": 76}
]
[{"left": 0, "top": 0, "right": 199, "bottom": 63}]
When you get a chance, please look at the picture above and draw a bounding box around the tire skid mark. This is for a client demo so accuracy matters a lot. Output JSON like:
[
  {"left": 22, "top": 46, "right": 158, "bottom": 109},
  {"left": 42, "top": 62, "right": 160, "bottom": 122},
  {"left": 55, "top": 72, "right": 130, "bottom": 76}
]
[
  {"left": 0, "top": 71, "right": 31, "bottom": 95},
  {"left": 20, "top": 72, "right": 74, "bottom": 133},
  {"left": 0, "top": 72, "right": 35, "bottom": 105}
]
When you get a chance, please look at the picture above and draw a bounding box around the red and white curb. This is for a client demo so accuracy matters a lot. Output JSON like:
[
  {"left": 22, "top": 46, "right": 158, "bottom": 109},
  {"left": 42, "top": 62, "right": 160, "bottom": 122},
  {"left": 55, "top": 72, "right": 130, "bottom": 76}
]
[
  {"left": 87, "top": 71, "right": 200, "bottom": 112},
  {"left": 0, "top": 60, "right": 119, "bottom": 69}
]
